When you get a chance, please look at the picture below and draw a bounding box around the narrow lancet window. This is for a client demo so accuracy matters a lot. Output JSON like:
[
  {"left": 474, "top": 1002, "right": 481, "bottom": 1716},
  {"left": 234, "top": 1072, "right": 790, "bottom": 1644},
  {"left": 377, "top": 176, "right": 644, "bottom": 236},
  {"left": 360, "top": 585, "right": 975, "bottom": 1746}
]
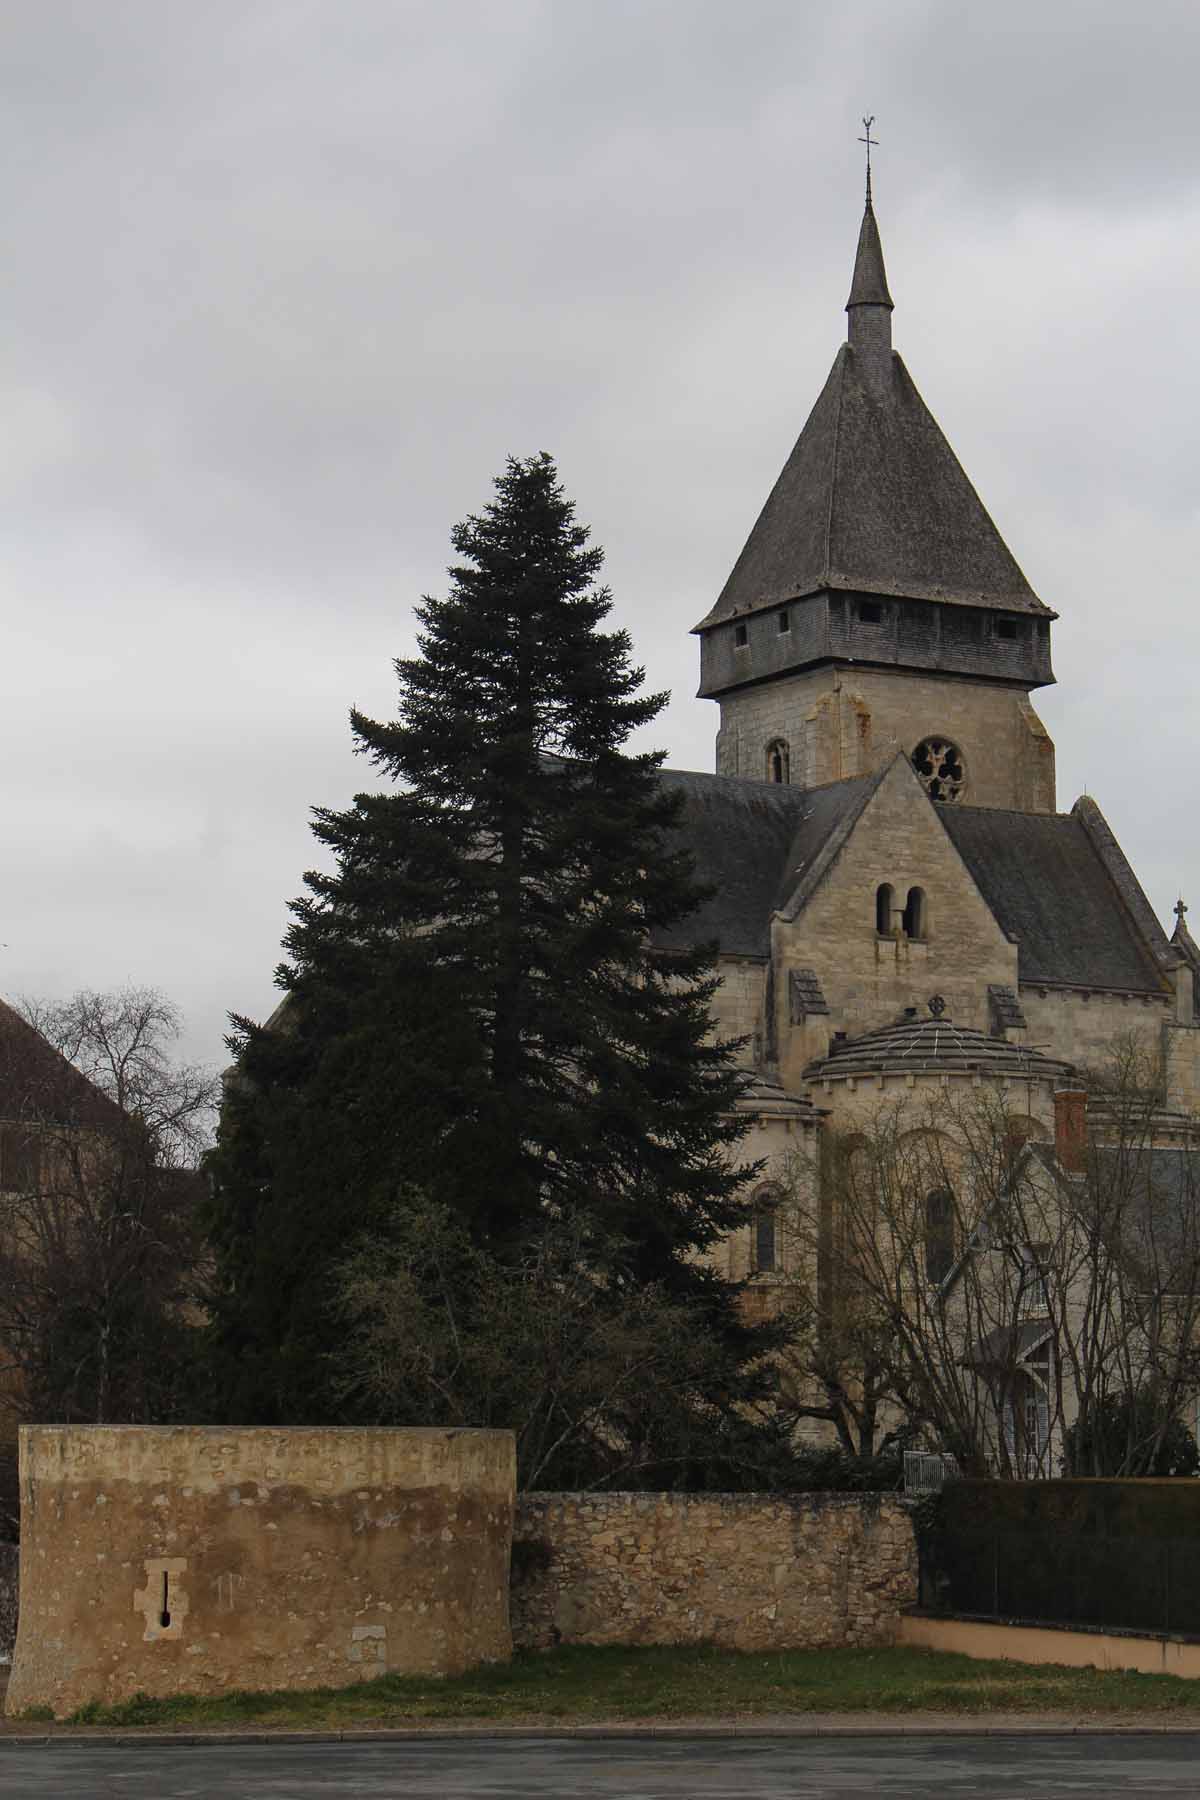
[
  {"left": 753, "top": 1186, "right": 781, "bottom": 1274},
  {"left": 766, "top": 739, "right": 790, "bottom": 785},
  {"left": 903, "top": 886, "right": 926, "bottom": 940},
  {"left": 875, "top": 882, "right": 894, "bottom": 936},
  {"left": 925, "top": 1188, "right": 955, "bottom": 1284}
]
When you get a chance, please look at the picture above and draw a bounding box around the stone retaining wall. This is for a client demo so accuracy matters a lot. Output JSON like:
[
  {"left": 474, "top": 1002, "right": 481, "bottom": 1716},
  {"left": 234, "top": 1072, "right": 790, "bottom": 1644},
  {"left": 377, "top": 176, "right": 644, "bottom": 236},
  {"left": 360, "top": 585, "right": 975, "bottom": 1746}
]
[{"left": 511, "top": 1491, "right": 916, "bottom": 1652}]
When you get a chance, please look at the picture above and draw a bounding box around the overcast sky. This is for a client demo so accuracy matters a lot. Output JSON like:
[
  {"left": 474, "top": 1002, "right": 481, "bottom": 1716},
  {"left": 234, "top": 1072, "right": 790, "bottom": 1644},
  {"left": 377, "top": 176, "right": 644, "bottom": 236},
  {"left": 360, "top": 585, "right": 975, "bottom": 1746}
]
[{"left": 3, "top": 0, "right": 1198, "bottom": 1074}]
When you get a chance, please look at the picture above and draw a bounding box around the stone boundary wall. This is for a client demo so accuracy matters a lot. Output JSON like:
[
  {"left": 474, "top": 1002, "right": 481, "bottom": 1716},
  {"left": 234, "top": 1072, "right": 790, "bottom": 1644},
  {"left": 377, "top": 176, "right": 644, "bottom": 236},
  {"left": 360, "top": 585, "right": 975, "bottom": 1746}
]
[
  {"left": 7, "top": 1426, "right": 515, "bottom": 1717},
  {"left": 511, "top": 1491, "right": 917, "bottom": 1652}
]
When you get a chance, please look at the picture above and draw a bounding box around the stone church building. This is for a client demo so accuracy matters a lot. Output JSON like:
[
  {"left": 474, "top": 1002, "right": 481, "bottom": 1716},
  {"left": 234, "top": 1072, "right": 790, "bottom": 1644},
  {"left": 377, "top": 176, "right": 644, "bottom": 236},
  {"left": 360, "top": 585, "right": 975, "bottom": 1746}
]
[{"left": 658, "top": 188, "right": 1200, "bottom": 1306}]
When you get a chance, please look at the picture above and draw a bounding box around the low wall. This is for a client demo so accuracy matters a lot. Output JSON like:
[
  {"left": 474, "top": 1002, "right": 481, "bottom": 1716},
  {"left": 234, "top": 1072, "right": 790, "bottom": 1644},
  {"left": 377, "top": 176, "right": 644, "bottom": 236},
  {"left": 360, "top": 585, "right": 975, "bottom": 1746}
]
[
  {"left": 7, "top": 1425, "right": 515, "bottom": 1718},
  {"left": 900, "top": 1612, "right": 1200, "bottom": 1678},
  {"left": 512, "top": 1491, "right": 916, "bottom": 1652}
]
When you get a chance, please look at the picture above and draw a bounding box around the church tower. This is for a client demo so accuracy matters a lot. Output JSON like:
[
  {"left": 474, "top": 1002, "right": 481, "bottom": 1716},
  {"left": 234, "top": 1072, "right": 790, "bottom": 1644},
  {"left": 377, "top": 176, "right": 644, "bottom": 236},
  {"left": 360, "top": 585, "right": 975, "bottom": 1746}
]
[{"left": 694, "top": 187, "right": 1057, "bottom": 813}]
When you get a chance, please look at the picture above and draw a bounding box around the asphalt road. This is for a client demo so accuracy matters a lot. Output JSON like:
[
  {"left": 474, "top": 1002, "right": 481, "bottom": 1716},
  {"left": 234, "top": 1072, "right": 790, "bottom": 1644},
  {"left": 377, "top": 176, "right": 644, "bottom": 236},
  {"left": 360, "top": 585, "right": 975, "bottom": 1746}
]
[{"left": 1, "top": 1733, "right": 1200, "bottom": 1798}]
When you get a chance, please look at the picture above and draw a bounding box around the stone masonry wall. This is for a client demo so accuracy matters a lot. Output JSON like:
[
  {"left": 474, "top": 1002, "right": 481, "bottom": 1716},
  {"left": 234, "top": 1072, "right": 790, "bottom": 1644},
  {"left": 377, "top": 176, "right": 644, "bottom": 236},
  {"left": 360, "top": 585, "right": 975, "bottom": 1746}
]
[
  {"left": 716, "top": 666, "right": 1055, "bottom": 813},
  {"left": 7, "top": 1426, "right": 515, "bottom": 1718},
  {"left": 1018, "top": 988, "right": 1169, "bottom": 1081},
  {"left": 773, "top": 756, "right": 1019, "bottom": 1091},
  {"left": 511, "top": 1492, "right": 916, "bottom": 1653}
]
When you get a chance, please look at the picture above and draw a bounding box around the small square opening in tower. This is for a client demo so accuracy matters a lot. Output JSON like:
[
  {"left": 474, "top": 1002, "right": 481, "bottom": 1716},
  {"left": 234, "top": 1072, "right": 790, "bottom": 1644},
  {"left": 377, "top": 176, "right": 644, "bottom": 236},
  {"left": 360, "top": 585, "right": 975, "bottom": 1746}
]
[
  {"left": 734, "top": 623, "right": 749, "bottom": 649},
  {"left": 857, "top": 600, "right": 884, "bottom": 624},
  {"left": 994, "top": 618, "right": 1020, "bottom": 640},
  {"left": 776, "top": 609, "right": 790, "bottom": 633}
]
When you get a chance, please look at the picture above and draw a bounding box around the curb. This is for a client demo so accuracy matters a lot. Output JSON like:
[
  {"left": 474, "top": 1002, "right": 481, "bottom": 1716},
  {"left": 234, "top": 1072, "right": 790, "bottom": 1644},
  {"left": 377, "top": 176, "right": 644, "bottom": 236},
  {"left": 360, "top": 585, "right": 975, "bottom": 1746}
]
[{"left": 6, "top": 1721, "right": 1200, "bottom": 1746}]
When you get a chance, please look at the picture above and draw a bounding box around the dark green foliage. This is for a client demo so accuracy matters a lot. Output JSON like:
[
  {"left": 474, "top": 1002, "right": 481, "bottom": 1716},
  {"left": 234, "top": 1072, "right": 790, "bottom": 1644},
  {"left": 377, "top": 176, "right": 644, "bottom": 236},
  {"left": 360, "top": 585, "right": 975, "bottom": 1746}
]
[
  {"left": 329, "top": 1198, "right": 793, "bottom": 1490},
  {"left": 787, "top": 1448, "right": 904, "bottom": 1492},
  {"left": 205, "top": 455, "right": 773, "bottom": 1444},
  {"left": 1063, "top": 1388, "right": 1199, "bottom": 1478}
]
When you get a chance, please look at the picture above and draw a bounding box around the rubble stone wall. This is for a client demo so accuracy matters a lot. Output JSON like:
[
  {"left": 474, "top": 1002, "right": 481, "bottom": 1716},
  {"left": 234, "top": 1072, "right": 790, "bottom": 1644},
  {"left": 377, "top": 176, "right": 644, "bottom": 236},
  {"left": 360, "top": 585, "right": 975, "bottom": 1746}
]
[{"left": 511, "top": 1490, "right": 916, "bottom": 1652}]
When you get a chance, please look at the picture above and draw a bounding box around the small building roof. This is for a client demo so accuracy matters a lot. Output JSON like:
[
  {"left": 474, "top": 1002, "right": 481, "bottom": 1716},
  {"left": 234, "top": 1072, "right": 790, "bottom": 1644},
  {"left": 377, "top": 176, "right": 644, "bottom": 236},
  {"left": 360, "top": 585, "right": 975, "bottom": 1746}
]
[
  {"left": 970, "top": 1319, "right": 1054, "bottom": 1371},
  {"left": 734, "top": 1068, "right": 823, "bottom": 1123}
]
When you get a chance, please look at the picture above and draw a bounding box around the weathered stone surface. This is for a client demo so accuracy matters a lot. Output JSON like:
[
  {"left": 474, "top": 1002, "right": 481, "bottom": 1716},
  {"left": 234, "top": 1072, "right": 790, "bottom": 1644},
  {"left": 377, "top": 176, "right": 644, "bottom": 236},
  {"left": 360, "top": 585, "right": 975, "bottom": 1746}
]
[
  {"left": 7, "top": 1424, "right": 515, "bottom": 1718},
  {"left": 511, "top": 1491, "right": 916, "bottom": 1652}
]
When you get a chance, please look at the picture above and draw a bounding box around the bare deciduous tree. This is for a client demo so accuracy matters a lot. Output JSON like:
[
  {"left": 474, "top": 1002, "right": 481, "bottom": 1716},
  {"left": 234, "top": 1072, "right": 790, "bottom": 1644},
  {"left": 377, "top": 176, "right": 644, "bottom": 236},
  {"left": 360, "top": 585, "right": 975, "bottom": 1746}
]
[
  {"left": 0, "top": 988, "right": 217, "bottom": 1433},
  {"left": 779, "top": 1043, "right": 1200, "bottom": 1477}
]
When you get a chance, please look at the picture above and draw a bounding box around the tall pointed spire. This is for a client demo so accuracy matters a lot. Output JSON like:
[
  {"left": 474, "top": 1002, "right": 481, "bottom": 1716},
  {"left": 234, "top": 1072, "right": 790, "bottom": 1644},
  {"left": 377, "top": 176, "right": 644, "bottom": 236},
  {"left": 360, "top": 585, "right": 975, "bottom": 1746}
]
[
  {"left": 846, "top": 204, "right": 894, "bottom": 312},
  {"left": 846, "top": 118, "right": 893, "bottom": 378}
]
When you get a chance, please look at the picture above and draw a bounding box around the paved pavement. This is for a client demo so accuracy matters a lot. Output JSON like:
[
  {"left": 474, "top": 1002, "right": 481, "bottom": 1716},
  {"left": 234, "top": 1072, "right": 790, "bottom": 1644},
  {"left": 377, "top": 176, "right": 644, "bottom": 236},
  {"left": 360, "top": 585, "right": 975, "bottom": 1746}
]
[{"left": 3, "top": 1732, "right": 1200, "bottom": 1798}]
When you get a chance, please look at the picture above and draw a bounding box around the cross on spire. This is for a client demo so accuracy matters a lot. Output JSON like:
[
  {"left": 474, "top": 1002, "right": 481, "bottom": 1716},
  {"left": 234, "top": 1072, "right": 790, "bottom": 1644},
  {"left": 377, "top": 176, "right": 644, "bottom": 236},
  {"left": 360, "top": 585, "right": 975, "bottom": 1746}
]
[
  {"left": 1176, "top": 897, "right": 1189, "bottom": 924},
  {"left": 859, "top": 115, "right": 878, "bottom": 206}
]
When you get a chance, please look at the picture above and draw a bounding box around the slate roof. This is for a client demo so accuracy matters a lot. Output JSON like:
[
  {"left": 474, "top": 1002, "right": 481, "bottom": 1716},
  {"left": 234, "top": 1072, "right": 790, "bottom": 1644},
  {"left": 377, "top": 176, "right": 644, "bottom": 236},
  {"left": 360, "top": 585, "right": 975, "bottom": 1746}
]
[
  {"left": 696, "top": 204, "right": 1050, "bottom": 631},
  {"left": 653, "top": 771, "right": 809, "bottom": 956},
  {"left": 0, "top": 999, "right": 125, "bottom": 1130},
  {"left": 803, "top": 1009, "right": 1074, "bottom": 1084},
  {"left": 1171, "top": 909, "right": 1200, "bottom": 1020},
  {"left": 772, "top": 771, "right": 883, "bottom": 923},
  {"left": 939, "top": 805, "right": 1170, "bottom": 995},
  {"left": 734, "top": 1068, "right": 823, "bottom": 1121},
  {"left": 1028, "top": 1142, "right": 1200, "bottom": 1283},
  {"left": 653, "top": 770, "right": 876, "bottom": 957},
  {"left": 846, "top": 201, "right": 893, "bottom": 309},
  {"left": 654, "top": 758, "right": 1172, "bottom": 1004}
]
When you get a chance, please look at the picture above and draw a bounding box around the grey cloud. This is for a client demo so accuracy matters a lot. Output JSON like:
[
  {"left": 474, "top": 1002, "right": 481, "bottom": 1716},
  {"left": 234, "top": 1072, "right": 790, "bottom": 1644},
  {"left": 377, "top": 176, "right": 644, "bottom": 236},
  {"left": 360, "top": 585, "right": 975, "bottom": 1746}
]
[{"left": 1, "top": 0, "right": 1196, "bottom": 1069}]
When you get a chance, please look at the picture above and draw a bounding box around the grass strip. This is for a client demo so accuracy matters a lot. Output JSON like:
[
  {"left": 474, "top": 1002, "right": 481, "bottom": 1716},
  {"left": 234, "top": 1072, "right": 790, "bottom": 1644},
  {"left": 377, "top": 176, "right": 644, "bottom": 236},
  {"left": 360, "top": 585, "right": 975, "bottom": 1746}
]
[{"left": 48, "top": 1644, "right": 1200, "bottom": 1731}]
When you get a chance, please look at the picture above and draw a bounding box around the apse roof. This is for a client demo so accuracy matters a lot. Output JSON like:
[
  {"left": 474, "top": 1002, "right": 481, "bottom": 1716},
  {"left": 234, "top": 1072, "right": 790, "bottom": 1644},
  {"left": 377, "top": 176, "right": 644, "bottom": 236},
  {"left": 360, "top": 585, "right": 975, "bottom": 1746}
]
[{"left": 803, "top": 1007, "right": 1075, "bottom": 1083}]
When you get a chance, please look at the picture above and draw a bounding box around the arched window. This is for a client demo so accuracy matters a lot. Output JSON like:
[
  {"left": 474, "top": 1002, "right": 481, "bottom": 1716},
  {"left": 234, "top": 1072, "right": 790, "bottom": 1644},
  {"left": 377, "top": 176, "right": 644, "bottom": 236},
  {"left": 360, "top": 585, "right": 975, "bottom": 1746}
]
[
  {"left": 875, "top": 882, "right": 894, "bottom": 936},
  {"left": 903, "top": 886, "right": 926, "bottom": 940},
  {"left": 925, "top": 1188, "right": 955, "bottom": 1285},
  {"left": 753, "top": 1185, "right": 781, "bottom": 1274},
  {"left": 766, "top": 739, "right": 790, "bottom": 785}
]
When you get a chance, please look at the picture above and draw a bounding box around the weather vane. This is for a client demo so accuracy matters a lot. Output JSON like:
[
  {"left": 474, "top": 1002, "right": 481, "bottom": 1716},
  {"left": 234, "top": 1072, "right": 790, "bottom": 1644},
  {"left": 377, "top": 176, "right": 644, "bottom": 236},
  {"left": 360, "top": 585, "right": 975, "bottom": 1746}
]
[{"left": 859, "top": 115, "right": 878, "bottom": 205}]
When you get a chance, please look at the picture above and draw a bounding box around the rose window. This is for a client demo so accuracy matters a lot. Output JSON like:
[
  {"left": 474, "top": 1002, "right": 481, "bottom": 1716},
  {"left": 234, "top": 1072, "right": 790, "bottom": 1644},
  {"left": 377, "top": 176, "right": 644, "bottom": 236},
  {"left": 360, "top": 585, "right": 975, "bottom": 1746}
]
[{"left": 912, "top": 737, "right": 965, "bottom": 803}]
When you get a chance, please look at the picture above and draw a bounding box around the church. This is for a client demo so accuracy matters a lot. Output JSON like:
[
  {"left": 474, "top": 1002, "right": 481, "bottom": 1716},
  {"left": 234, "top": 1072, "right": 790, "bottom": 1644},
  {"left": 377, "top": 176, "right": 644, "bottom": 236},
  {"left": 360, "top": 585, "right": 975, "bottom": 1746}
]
[{"left": 657, "top": 180, "right": 1200, "bottom": 1315}]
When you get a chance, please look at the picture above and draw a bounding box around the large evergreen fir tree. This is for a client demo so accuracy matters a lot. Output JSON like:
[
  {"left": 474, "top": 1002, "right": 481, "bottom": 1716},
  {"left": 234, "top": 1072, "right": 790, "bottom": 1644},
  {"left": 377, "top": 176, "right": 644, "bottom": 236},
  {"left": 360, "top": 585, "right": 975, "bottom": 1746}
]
[{"left": 206, "top": 455, "right": 779, "bottom": 1455}]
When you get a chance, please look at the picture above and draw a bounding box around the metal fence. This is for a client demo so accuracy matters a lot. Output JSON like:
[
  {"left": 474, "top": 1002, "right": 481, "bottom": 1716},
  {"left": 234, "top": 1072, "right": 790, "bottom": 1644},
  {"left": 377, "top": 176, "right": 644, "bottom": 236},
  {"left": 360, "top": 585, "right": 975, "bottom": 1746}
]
[
  {"left": 924, "top": 1526, "right": 1200, "bottom": 1636},
  {"left": 903, "top": 1450, "right": 960, "bottom": 1496}
]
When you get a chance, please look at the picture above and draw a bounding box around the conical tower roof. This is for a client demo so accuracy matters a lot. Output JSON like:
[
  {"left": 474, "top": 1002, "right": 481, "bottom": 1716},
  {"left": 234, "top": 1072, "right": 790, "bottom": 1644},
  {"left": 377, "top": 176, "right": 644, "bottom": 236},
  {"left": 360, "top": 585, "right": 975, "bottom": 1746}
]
[
  {"left": 845, "top": 200, "right": 893, "bottom": 310},
  {"left": 696, "top": 200, "right": 1052, "bottom": 631}
]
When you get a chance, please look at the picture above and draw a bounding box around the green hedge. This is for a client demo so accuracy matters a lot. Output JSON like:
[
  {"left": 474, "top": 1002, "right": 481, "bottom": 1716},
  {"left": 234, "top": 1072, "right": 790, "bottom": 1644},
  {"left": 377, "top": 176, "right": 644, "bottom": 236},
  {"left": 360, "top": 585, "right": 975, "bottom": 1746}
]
[{"left": 924, "top": 1480, "right": 1200, "bottom": 1634}]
